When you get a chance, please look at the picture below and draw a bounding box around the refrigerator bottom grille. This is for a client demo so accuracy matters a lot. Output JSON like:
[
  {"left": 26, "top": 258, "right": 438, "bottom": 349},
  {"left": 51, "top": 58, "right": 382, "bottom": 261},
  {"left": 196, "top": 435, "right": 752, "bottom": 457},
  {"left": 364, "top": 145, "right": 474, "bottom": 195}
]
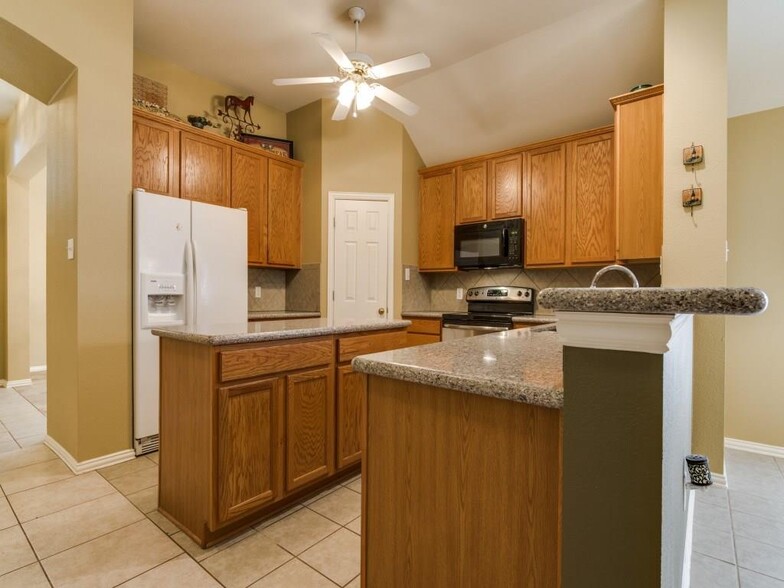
[{"left": 135, "top": 434, "right": 159, "bottom": 456}]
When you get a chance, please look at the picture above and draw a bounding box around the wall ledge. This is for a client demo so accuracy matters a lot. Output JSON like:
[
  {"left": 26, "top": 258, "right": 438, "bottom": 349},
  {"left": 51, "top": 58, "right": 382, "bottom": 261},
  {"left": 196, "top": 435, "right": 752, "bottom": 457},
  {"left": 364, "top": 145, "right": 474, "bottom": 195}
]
[
  {"left": 555, "top": 311, "right": 690, "bottom": 354},
  {"left": 45, "top": 436, "right": 136, "bottom": 474}
]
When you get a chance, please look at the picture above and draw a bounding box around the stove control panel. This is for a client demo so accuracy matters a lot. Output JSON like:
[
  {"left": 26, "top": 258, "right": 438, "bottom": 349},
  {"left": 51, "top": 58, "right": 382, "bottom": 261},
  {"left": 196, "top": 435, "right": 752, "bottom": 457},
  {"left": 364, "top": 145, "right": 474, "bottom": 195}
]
[{"left": 466, "top": 286, "right": 534, "bottom": 302}]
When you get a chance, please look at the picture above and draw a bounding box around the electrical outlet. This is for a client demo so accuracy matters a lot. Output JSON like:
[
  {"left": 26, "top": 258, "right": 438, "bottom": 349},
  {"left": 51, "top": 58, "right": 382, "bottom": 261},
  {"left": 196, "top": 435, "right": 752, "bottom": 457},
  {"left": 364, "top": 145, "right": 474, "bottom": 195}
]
[
  {"left": 405, "top": 267, "right": 411, "bottom": 281},
  {"left": 254, "top": 286, "right": 262, "bottom": 298},
  {"left": 456, "top": 287, "right": 464, "bottom": 300}
]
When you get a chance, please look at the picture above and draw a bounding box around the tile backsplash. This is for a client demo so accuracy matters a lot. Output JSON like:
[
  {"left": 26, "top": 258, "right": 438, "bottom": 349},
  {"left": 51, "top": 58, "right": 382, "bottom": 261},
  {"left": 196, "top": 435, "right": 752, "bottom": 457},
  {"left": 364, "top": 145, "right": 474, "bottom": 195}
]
[
  {"left": 402, "top": 263, "right": 661, "bottom": 315},
  {"left": 247, "top": 264, "right": 321, "bottom": 312}
]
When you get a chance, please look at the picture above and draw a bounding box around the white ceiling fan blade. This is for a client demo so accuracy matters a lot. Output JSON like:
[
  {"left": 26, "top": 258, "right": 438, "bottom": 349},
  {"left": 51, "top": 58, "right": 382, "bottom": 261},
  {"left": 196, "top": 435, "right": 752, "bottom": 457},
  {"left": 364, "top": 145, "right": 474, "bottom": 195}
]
[
  {"left": 373, "top": 84, "right": 420, "bottom": 116},
  {"left": 313, "top": 33, "right": 354, "bottom": 71},
  {"left": 369, "top": 53, "right": 431, "bottom": 79},
  {"left": 273, "top": 76, "right": 340, "bottom": 86},
  {"left": 332, "top": 96, "right": 353, "bottom": 121}
]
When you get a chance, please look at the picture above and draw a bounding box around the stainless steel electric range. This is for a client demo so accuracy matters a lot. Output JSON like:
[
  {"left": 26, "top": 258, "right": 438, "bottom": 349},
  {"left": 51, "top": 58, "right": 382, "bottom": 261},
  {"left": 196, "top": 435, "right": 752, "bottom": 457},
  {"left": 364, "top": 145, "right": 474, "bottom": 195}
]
[{"left": 441, "top": 285, "right": 535, "bottom": 341}]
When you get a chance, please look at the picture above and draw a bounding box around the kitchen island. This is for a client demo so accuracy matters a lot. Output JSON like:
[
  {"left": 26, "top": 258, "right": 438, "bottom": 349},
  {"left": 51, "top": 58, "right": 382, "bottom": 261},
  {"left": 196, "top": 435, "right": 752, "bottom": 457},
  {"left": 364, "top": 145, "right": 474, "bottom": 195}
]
[
  {"left": 152, "top": 318, "right": 409, "bottom": 547},
  {"left": 353, "top": 288, "right": 767, "bottom": 588}
]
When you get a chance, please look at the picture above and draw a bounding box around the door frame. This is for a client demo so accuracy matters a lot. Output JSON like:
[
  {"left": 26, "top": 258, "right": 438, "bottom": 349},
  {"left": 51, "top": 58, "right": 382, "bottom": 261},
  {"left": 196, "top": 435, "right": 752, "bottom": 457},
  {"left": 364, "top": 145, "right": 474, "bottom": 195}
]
[{"left": 327, "top": 192, "right": 395, "bottom": 326}]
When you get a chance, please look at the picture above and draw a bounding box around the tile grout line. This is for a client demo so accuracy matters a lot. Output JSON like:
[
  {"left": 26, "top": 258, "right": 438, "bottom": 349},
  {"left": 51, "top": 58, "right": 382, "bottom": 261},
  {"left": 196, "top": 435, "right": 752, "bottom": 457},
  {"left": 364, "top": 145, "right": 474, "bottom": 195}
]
[
  {"left": 0, "top": 480, "right": 54, "bottom": 587},
  {"left": 724, "top": 466, "right": 742, "bottom": 587}
]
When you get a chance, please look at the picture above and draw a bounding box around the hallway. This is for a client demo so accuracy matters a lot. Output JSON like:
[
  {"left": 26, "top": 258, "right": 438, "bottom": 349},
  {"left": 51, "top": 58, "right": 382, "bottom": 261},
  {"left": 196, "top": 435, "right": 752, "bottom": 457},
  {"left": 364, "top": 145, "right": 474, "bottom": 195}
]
[{"left": 0, "top": 375, "right": 46, "bottom": 453}]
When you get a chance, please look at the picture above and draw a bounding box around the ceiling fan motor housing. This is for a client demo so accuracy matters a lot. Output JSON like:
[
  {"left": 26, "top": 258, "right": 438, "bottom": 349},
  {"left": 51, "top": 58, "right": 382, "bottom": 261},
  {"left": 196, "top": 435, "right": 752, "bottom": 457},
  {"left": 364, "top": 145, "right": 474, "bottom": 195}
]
[{"left": 348, "top": 6, "right": 366, "bottom": 24}]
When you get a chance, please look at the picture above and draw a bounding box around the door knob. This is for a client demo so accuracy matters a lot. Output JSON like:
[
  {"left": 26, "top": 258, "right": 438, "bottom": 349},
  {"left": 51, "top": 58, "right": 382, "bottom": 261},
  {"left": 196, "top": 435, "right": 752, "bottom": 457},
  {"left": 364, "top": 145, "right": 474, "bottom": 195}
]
[{"left": 378, "top": 308, "right": 386, "bottom": 315}]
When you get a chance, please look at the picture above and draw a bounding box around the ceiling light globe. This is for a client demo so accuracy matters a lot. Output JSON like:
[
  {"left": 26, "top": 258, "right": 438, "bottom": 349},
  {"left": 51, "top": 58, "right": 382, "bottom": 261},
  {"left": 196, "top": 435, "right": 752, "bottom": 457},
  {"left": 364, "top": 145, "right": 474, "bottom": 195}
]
[
  {"left": 338, "top": 80, "right": 356, "bottom": 106},
  {"left": 356, "top": 82, "right": 375, "bottom": 110}
]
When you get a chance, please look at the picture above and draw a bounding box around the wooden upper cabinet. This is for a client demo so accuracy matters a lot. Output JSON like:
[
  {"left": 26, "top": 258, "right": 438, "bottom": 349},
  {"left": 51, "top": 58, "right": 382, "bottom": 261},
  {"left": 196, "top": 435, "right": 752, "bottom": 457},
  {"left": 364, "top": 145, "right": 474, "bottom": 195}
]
[
  {"left": 525, "top": 144, "right": 567, "bottom": 266},
  {"left": 612, "top": 85, "right": 663, "bottom": 260},
  {"left": 285, "top": 367, "right": 334, "bottom": 492},
  {"left": 216, "top": 377, "right": 282, "bottom": 524},
  {"left": 419, "top": 169, "right": 456, "bottom": 271},
  {"left": 230, "top": 148, "right": 268, "bottom": 265},
  {"left": 267, "top": 159, "right": 302, "bottom": 268},
  {"left": 568, "top": 133, "right": 615, "bottom": 264},
  {"left": 489, "top": 153, "right": 523, "bottom": 220},
  {"left": 180, "top": 131, "right": 231, "bottom": 207},
  {"left": 132, "top": 114, "right": 180, "bottom": 196},
  {"left": 456, "top": 162, "right": 487, "bottom": 224}
]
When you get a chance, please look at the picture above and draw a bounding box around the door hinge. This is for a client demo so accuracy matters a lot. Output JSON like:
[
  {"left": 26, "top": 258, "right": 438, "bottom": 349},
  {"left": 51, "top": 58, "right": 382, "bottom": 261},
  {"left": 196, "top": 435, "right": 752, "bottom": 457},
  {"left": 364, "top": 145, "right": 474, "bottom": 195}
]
[
  {"left": 333, "top": 217, "right": 336, "bottom": 227},
  {"left": 332, "top": 291, "right": 335, "bottom": 301}
]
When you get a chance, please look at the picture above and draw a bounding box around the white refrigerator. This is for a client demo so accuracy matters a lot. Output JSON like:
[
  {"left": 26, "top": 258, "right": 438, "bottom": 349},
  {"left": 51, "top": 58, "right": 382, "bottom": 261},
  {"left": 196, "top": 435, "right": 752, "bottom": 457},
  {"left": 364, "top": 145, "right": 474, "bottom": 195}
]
[{"left": 133, "top": 189, "right": 247, "bottom": 455}]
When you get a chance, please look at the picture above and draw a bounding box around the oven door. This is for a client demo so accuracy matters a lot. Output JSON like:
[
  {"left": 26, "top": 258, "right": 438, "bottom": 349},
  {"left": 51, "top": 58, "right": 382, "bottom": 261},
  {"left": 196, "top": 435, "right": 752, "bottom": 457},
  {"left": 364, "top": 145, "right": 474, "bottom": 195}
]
[
  {"left": 454, "top": 219, "right": 522, "bottom": 269},
  {"left": 441, "top": 323, "right": 510, "bottom": 341}
]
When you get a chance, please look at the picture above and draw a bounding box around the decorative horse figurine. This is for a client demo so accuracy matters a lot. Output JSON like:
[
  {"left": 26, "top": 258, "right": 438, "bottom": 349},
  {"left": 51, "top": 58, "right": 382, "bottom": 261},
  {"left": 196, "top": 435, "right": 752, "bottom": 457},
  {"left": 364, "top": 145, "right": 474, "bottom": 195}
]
[{"left": 225, "top": 95, "right": 255, "bottom": 124}]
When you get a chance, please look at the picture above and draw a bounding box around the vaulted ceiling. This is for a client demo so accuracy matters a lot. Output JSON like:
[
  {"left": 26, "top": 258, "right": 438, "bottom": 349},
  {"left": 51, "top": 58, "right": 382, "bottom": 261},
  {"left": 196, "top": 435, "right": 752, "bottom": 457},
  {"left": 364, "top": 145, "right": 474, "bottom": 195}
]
[{"left": 135, "top": 0, "right": 664, "bottom": 166}]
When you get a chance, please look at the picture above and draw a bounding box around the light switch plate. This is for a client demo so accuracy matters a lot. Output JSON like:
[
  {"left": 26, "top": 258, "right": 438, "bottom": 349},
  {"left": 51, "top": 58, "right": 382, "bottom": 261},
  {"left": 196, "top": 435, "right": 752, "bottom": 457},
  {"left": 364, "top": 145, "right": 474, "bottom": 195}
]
[
  {"left": 66, "top": 238, "right": 74, "bottom": 260},
  {"left": 405, "top": 267, "right": 411, "bottom": 281},
  {"left": 456, "top": 287, "right": 464, "bottom": 300},
  {"left": 254, "top": 286, "right": 261, "bottom": 298}
]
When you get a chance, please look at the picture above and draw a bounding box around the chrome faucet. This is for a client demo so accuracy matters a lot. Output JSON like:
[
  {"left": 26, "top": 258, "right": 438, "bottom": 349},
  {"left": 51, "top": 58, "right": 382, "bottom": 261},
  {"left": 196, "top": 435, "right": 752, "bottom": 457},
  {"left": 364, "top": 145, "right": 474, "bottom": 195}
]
[{"left": 590, "top": 265, "right": 640, "bottom": 288}]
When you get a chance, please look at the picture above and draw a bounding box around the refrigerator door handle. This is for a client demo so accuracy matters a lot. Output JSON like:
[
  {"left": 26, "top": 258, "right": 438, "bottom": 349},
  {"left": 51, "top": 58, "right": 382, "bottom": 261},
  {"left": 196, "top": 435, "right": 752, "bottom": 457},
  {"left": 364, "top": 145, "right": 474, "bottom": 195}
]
[{"left": 185, "top": 238, "right": 196, "bottom": 326}]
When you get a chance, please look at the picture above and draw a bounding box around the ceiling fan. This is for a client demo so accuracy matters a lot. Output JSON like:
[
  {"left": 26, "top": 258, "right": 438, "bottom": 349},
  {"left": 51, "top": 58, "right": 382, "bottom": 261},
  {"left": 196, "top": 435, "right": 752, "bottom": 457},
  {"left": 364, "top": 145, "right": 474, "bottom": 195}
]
[{"left": 273, "top": 6, "right": 431, "bottom": 121}]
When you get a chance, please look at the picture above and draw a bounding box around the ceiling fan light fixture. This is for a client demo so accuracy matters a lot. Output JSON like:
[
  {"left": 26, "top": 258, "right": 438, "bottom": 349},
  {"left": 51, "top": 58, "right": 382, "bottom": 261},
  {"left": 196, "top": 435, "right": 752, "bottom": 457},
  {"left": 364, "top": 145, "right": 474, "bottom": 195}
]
[
  {"left": 338, "top": 80, "right": 356, "bottom": 106},
  {"left": 355, "top": 82, "right": 375, "bottom": 110}
]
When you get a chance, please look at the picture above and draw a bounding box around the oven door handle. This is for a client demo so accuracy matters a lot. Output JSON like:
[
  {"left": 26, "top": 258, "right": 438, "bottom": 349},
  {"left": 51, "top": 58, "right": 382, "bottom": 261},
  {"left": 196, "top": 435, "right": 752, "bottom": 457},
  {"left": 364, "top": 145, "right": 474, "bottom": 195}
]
[{"left": 442, "top": 324, "right": 509, "bottom": 332}]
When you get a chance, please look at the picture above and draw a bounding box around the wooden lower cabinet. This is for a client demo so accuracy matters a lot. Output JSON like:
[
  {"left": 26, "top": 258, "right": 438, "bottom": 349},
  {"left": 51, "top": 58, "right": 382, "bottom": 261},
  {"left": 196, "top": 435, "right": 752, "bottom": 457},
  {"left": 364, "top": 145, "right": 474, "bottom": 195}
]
[
  {"left": 217, "top": 378, "right": 283, "bottom": 524},
  {"left": 158, "top": 328, "right": 407, "bottom": 547},
  {"left": 403, "top": 316, "right": 442, "bottom": 348},
  {"left": 285, "top": 368, "right": 334, "bottom": 491},
  {"left": 336, "top": 365, "right": 366, "bottom": 469}
]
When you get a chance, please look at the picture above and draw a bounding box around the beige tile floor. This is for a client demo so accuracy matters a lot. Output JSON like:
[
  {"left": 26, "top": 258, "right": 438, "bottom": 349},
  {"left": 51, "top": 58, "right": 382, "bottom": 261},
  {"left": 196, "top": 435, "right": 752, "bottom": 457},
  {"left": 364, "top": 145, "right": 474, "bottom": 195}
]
[
  {"left": 691, "top": 449, "right": 784, "bottom": 587},
  {"left": 0, "top": 445, "right": 362, "bottom": 587},
  {"left": 0, "top": 375, "right": 47, "bottom": 453}
]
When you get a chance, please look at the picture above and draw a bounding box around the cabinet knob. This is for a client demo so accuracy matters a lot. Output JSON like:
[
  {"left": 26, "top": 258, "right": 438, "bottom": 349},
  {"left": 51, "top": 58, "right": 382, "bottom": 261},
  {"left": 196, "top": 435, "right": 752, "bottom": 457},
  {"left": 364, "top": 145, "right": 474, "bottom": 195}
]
[{"left": 378, "top": 308, "right": 386, "bottom": 316}]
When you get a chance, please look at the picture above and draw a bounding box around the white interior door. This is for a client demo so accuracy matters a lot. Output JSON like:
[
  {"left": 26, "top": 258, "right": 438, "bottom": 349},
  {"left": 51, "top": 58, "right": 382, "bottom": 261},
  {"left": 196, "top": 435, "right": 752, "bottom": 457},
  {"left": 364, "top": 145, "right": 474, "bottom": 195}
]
[{"left": 333, "top": 198, "right": 390, "bottom": 323}]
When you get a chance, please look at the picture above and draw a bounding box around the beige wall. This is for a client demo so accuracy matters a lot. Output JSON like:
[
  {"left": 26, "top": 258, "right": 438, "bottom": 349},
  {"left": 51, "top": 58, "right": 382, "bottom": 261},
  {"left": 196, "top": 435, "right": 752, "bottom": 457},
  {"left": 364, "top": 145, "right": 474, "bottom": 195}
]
[
  {"left": 287, "top": 100, "right": 322, "bottom": 266},
  {"left": 726, "top": 107, "right": 784, "bottom": 448},
  {"left": 287, "top": 100, "right": 424, "bottom": 319},
  {"left": 0, "top": 123, "right": 5, "bottom": 381},
  {"left": 133, "top": 50, "right": 287, "bottom": 140},
  {"left": 662, "top": 0, "right": 728, "bottom": 472},
  {"left": 5, "top": 175, "right": 28, "bottom": 381},
  {"left": 1, "top": 1, "right": 134, "bottom": 461},
  {"left": 29, "top": 166, "right": 46, "bottom": 369}
]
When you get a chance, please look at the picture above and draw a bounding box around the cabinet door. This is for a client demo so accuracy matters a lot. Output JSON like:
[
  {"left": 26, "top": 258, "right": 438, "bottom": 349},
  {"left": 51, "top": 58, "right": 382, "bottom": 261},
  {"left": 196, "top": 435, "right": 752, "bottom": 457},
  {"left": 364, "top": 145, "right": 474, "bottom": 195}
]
[
  {"left": 489, "top": 153, "right": 522, "bottom": 220},
  {"left": 456, "top": 162, "right": 487, "bottom": 224},
  {"left": 569, "top": 133, "right": 615, "bottom": 264},
  {"left": 525, "top": 144, "right": 567, "bottom": 266},
  {"left": 216, "top": 377, "right": 282, "bottom": 524},
  {"left": 419, "top": 169, "right": 456, "bottom": 270},
  {"left": 231, "top": 148, "right": 268, "bottom": 264},
  {"left": 616, "top": 92, "right": 663, "bottom": 260},
  {"left": 286, "top": 367, "right": 334, "bottom": 491},
  {"left": 336, "top": 365, "right": 366, "bottom": 470},
  {"left": 180, "top": 131, "right": 231, "bottom": 206},
  {"left": 267, "top": 159, "right": 302, "bottom": 267},
  {"left": 132, "top": 115, "right": 180, "bottom": 196}
]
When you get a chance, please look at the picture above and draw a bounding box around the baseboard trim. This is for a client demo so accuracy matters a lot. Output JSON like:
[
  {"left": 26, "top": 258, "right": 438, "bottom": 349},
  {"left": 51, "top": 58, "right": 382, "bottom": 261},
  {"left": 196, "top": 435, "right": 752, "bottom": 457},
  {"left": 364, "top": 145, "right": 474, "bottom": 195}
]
[
  {"left": 45, "top": 436, "right": 136, "bottom": 475},
  {"left": 30, "top": 365, "right": 47, "bottom": 374},
  {"left": 711, "top": 472, "right": 727, "bottom": 489},
  {"left": 4, "top": 378, "right": 33, "bottom": 388},
  {"left": 682, "top": 489, "right": 695, "bottom": 588},
  {"left": 726, "top": 437, "right": 784, "bottom": 459}
]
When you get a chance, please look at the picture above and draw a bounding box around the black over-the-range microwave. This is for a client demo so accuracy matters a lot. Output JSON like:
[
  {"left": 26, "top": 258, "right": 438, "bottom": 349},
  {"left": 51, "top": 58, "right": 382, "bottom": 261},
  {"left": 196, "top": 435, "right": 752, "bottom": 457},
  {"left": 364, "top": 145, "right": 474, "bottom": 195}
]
[{"left": 454, "top": 218, "right": 524, "bottom": 270}]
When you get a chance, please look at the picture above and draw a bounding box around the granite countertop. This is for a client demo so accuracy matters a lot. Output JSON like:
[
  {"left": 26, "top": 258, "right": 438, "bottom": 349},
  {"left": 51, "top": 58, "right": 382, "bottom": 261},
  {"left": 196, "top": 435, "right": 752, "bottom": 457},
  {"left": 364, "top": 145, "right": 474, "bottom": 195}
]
[
  {"left": 352, "top": 328, "right": 564, "bottom": 409},
  {"left": 248, "top": 311, "right": 321, "bottom": 321},
  {"left": 153, "top": 318, "right": 411, "bottom": 345},
  {"left": 539, "top": 287, "right": 768, "bottom": 315}
]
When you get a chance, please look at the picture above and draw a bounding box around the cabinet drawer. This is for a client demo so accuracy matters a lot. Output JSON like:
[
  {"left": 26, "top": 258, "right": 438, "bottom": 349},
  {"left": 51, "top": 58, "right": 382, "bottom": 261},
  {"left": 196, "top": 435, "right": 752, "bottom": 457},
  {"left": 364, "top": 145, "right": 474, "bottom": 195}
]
[
  {"left": 406, "top": 333, "right": 440, "bottom": 347},
  {"left": 220, "top": 340, "right": 333, "bottom": 382},
  {"left": 407, "top": 318, "right": 442, "bottom": 335},
  {"left": 338, "top": 330, "right": 408, "bottom": 363}
]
